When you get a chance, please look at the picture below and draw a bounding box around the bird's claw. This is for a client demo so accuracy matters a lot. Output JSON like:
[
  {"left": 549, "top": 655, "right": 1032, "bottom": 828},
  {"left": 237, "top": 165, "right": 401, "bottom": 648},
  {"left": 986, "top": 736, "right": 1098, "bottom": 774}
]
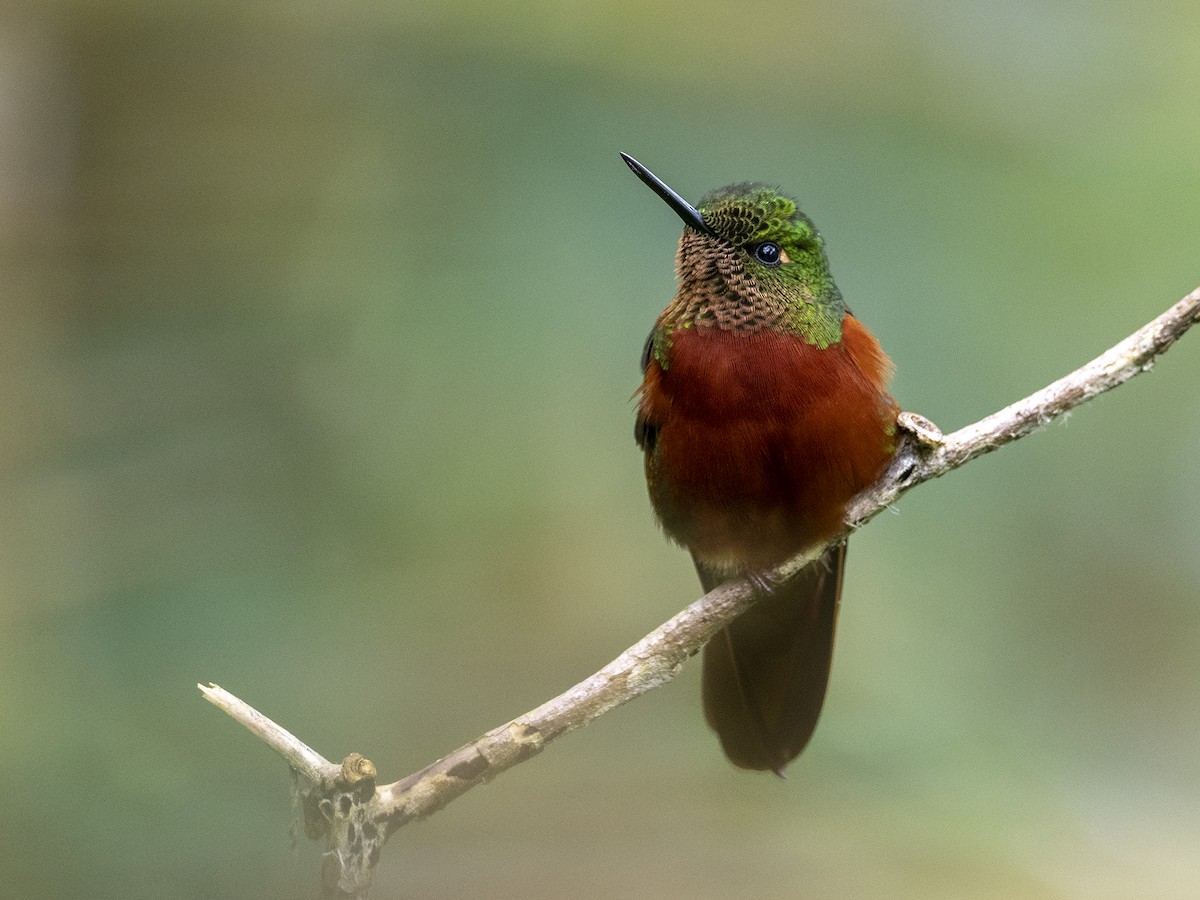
[{"left": 746, "top": 570, "right": 779, "bottom": 593}]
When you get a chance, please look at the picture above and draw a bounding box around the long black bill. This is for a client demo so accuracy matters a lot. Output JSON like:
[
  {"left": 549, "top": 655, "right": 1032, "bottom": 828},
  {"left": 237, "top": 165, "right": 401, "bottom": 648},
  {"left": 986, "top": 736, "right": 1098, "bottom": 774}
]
[{"left": 620, "top": 152, "right": 715, "bottom": 236}]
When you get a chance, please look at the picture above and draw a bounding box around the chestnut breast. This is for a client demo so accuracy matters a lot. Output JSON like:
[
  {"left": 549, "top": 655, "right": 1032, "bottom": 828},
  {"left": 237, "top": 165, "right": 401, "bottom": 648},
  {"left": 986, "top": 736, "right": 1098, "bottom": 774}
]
[{"left": 637, "top": 316, "right": 896, "bottom": 574}]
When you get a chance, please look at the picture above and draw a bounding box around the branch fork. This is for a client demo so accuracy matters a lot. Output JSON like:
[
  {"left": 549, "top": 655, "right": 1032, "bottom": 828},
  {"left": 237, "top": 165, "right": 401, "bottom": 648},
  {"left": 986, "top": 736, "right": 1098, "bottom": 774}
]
[{"left": 202, "top": 286, "right": 1200, "bottom": 899}]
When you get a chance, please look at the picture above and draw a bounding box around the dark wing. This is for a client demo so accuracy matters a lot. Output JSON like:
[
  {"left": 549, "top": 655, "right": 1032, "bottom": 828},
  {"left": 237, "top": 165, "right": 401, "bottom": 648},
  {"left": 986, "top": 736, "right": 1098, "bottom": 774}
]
[
  {"left": 634, "top": 330, "right": 659, "bottom": 452},
  {"left": 640, "top": 330, "right": 655, "bottom": 373}
]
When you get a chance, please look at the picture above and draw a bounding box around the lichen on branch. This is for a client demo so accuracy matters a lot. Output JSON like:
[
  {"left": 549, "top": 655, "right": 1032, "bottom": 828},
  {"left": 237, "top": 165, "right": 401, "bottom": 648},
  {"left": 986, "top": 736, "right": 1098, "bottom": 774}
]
[{"left": 201, "top": 285, "right": 1200, "bottom": 900}]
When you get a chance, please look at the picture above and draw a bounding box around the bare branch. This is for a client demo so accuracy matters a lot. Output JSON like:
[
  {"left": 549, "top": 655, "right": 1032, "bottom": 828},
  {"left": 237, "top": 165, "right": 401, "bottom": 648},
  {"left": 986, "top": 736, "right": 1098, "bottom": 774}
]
[
  {"left": 199, "top": 683, "right": 339, "bottom": 786},
  {"left": 847, "top": 286, "right": 1200, "bottom": 523},
  {"left": 201, "top": 286, "right": 1200, "bottom": 898}
]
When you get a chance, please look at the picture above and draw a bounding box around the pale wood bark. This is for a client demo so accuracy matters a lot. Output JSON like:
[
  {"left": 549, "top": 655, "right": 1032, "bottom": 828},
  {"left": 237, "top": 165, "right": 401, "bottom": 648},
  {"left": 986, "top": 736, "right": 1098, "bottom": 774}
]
[{"left": 202, "top": 286, "right": 1200, "bottom": 899}]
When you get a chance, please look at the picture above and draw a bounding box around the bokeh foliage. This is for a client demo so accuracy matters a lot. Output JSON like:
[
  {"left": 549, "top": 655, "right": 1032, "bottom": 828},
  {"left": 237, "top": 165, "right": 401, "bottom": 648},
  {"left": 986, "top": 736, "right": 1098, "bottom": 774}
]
[{"left": 1, "top": 2, "right": 1198, "bottom": 897}]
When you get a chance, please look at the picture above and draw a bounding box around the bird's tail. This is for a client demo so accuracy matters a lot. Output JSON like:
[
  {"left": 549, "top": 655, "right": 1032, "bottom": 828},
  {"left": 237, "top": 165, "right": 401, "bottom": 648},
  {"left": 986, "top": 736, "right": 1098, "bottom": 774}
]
[{"left": 698, "top": 543, "right": 846, "bottom": 775}]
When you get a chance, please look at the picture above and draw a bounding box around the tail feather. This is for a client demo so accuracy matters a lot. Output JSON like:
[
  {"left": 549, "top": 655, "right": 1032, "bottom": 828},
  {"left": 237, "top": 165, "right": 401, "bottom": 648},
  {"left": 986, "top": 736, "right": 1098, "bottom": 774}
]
[{"left": 699, "top": 543, "right": 846, "bottom": 774}]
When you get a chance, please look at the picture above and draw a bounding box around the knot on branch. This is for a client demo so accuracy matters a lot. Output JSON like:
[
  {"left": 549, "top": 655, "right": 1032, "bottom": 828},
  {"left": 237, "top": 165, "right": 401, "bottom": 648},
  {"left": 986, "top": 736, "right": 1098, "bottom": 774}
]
[
  {"left": 897, "top": 411, "right": 943, "bottom": 449},
  {"left": 340, "top": 752, "right": 377, "bottom": 787},
  {"left": 287, "top": 753, "right": 385, "bottom": 899},
  {"left": 200, "top": 282, "right": 1200, "bottom": 900},
  {"left": 314, "top": 756, "right": 385, "bottom": 899},
  {"left": 891, "top": 411, "right": 945, "bottom": 485}
]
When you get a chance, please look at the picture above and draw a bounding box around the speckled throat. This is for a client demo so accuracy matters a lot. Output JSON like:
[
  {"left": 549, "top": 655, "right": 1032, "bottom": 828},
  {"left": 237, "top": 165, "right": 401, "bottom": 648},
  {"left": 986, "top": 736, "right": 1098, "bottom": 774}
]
[{"left": 660, "top": 229, "right": 846, "bottom": 345}]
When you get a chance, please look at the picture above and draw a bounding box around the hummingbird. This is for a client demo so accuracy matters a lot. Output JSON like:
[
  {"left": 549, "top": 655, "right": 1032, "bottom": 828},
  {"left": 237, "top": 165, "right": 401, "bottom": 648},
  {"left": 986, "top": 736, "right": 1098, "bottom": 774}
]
[{"left": 622, "top": 153, "right": 899, "bottom": 774}]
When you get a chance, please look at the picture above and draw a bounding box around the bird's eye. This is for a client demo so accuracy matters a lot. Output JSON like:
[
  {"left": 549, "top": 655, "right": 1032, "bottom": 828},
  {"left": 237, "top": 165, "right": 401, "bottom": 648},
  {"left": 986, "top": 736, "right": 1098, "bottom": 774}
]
[{"left": 752, "top": 242, "right": 782, "bottom": 266}]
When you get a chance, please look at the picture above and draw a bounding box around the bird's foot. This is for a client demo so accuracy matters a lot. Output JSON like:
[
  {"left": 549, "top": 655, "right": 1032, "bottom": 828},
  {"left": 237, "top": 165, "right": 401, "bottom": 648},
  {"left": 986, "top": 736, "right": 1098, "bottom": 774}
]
[{"left": 746, "top": 569, "right": 779, "bottom": 594}]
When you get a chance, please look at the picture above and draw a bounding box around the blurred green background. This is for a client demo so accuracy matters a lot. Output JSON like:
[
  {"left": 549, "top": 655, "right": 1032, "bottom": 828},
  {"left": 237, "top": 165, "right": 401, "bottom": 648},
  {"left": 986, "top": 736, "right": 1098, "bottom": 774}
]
[{"left": 2, "top": 2, "right": 1199, "bottom": 898}]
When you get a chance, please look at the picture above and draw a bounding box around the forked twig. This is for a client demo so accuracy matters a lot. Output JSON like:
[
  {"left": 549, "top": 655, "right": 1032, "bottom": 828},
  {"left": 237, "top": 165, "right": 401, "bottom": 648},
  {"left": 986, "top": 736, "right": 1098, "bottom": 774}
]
[{"left": 202, "top": 286, "right": 1200, "bottom": 898}]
